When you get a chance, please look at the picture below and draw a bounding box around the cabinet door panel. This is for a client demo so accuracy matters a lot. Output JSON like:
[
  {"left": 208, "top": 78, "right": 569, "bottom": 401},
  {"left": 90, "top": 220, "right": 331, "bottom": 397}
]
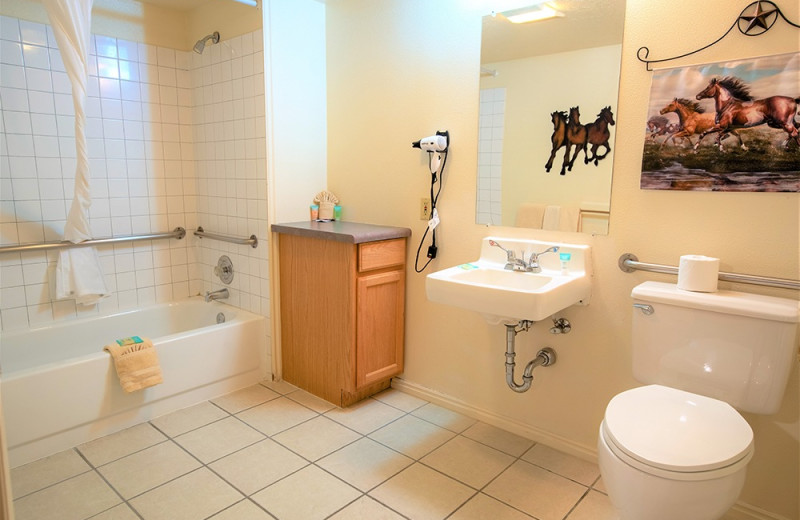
[{"left": 356, "top": 270, "right": 404, "bottom": 389}]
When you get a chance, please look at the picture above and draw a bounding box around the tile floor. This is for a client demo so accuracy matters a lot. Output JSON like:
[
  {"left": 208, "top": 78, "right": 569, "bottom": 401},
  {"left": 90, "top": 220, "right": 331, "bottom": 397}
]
[{"left": 10, "top": 382, "right": 618, "bottom": 520}]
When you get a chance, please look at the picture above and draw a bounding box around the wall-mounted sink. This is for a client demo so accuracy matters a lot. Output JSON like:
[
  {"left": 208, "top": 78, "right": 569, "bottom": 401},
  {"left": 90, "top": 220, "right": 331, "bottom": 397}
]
[{"left": 426, "top": 237, "right": 592, "bottom": 323}]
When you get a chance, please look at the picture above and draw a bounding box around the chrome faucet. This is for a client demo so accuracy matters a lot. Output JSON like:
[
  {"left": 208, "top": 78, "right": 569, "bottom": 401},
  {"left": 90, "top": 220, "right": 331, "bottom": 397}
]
[
  {"left": 489, "top": 240, "right": 559, "bottom": 273},
  {"left": 205, "top": 288, "right": 229, "bottom": 302},
  {"left": 527, "top": 246, "right": 560, "bottom": 273}
]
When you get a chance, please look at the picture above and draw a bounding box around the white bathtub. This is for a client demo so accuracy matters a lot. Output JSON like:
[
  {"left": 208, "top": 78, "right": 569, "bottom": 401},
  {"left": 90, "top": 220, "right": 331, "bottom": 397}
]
[{"left": 0, "top": 298, "right": 267, "bottom": 467}]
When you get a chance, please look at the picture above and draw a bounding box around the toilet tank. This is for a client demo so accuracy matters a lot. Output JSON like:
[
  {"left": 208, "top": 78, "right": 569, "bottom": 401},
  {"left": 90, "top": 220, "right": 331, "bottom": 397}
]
[{"left": 631, "top": 281, "right": 799, "bottom": 414}]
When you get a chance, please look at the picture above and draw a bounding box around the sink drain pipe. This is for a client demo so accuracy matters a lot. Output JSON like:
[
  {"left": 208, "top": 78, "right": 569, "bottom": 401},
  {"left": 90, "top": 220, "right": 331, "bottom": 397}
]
[{"left": 505, "top": 320, "right": 557, "bottom": 393}]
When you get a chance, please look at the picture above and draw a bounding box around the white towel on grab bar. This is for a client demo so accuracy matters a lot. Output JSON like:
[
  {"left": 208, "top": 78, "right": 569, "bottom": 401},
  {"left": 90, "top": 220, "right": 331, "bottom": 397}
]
[{"left": 44, "top": 0, "right": 109, "bottom": 305}]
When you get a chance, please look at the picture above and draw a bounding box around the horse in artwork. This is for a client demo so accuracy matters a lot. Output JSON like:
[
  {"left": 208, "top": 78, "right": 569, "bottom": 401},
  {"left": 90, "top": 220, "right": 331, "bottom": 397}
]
[
  {"left": 545, "top": 110, "right": 569, "bottom": 174},
  {"left": 646, "top": 115, "right": 671, "bottom": 142},
  {"left": 583, "top": 106, "right": 615, "bottom": 165},
  {"left": 658, "top": 98, "right": 718, "bottom": 148},
  {"left": 564, "top": 106, "right": 588, "bottom": 173},
  {"left": 695, "top": 76, "right": 800, "bottom": 151}
]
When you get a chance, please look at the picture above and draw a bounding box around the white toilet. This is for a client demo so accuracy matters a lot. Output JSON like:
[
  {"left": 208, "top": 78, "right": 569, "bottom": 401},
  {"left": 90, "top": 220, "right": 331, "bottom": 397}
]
[{"left": 598, "top": 281, "right": 799, "bottom": 520}]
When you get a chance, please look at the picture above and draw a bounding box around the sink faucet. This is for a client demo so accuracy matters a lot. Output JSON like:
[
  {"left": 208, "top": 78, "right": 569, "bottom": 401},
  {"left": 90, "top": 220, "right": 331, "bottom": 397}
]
[
  {"left": 489, "top": 240, "right": 559, "bottom": 273},
  {"left": 489, "top": 240, "right": 528, "bottom": 271},
  {"left": 527, "top": 246, "right": 560, "bottom": 273},
  {"left": 205, "top": 288, "right": 229, "bottom": 302}
]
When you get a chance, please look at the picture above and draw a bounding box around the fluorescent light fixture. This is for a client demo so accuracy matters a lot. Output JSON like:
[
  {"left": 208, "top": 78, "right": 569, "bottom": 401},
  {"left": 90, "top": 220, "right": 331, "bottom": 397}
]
[
  {"left": 231, "top": 0, "right": 258, "bottom": 6},
  {"left": 501, "top": 4, "right": 564, "bottom": 23}
]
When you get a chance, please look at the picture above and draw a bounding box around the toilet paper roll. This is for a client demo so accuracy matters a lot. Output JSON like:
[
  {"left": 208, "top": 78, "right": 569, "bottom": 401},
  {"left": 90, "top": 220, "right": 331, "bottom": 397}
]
[{"left": 677, "top": 255, "right": 720, "bottom": 292}]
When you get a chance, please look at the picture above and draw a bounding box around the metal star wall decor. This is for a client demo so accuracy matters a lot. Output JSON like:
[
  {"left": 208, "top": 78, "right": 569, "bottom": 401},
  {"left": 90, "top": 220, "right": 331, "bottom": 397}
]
[{"left": 637, "top": 1, "right": 799, "bottom": 70}]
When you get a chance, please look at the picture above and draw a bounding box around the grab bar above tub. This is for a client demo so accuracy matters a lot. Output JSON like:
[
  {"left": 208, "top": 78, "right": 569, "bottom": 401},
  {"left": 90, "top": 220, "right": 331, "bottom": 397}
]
[
  {"left": 194, "top": 227, "right": 258, "bottom": 248},
  {"left": 0, "top": 227, "right": 187, "bottom": 255},
  {"left": 619, "top": 253, "right": 800, "bottom": 291}
]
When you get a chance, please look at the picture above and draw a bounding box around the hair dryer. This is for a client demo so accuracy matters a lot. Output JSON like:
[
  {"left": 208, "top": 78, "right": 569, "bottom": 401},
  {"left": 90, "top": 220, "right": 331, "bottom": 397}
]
[{"left": 412, "top": 131, "right": 449, "bottom": 173}]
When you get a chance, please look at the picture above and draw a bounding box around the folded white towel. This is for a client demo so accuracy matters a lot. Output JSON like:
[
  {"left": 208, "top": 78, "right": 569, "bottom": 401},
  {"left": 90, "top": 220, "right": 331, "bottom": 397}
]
[
  {"left": 515, "top": 203, "right": 546, "bottom": 229},
  {"left": 56, "top": 247, "right": 109, "bottom": 306},
  {"left": 542, "top": 206, "right": 561, "bottom": 230}
]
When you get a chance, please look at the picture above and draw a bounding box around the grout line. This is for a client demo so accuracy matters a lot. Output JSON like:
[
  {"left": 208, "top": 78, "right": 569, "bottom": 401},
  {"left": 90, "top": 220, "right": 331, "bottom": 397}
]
[{"left": 73, "top": 448, "right": 146, "bottom": 520}]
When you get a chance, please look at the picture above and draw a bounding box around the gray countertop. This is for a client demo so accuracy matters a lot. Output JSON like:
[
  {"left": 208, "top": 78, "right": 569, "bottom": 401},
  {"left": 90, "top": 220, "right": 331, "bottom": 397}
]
[{"left": 271, "top": 221, "right": 412, "bottom": 244}]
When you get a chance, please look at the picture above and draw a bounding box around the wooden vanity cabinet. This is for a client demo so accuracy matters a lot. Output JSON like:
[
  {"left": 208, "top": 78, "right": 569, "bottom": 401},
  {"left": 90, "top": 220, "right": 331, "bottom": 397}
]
[{"left": 278, "top": 233, "right": 406, "bottom": 407}]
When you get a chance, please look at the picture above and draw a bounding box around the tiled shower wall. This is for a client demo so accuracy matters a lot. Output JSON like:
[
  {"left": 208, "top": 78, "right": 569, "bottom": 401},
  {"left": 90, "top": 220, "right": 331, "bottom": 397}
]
[
  {"left": 476, "top": 87, "right": 505, "bottom": 226},
  {"left": 0, "top": 15, "right": 270, "bottom": 335}
]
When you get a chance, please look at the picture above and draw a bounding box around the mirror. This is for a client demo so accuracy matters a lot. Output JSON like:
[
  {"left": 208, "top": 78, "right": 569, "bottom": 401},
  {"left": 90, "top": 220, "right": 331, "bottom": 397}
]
[{"left": 476, "top": 0, "right": 626, "bottom": 234}]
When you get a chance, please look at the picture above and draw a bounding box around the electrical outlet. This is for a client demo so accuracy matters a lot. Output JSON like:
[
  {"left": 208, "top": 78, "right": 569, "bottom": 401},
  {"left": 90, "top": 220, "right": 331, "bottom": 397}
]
[{"left": 420, "top": 198, "right": 431, "bottom": 220}]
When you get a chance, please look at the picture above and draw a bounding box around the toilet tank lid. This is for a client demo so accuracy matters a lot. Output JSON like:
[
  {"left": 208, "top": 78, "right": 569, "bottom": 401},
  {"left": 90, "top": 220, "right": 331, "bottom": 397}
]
[{"left": 631, "top": 281, "right": 799, "bottom": 323}]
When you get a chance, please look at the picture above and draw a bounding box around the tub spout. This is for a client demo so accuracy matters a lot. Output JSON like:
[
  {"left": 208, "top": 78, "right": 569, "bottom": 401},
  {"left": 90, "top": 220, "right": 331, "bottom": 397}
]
[{"left": 205, "top": 288, "right": 229, "bottom": 302}]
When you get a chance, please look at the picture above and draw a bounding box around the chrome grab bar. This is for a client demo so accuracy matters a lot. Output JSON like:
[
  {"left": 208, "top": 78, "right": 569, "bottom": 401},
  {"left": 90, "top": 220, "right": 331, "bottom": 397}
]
[
  {"left": 619, "top": 253, "right": 800, "bottom": 291},
  {"left": 0, "top": 227, "right": 186, "bottom": 254},
  {"left": 194, "top": 227, "right": 258, "bottom": 248}
]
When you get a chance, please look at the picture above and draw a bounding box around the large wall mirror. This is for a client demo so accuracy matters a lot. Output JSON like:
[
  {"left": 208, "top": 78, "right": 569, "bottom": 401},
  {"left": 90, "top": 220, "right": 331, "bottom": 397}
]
[{"left": 476, "top": 0, "right": 626, "bottom": 234}]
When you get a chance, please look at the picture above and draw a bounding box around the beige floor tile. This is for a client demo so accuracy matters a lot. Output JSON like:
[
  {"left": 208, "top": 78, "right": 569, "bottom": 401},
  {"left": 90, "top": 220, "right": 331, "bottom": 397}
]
[
  {"left": 10, "top": 448, "right": 90, "bottom": 498},
  {"left": 317, "top": 437, "right": 413, "bottom": 492},
  {"left": 129, "top": 468, "right": 242, "bottom": 520},
  {"left": 90, "top": 503, "right": 141, "bottom": 519},
  {"left": 252, "top": 465, "right": 361, "bottom": 520},
  {"left": 286, "top": 389, "right": 336, "bottom": 413},
  {"left": 209, "top": 499, "right": 274, "bottom": 519},
  {"left": 260, "top": 378, "right": 298, "bottom": 395},
  {"left": 522, "top": 444, "right": 600, "bottom": 486},
  {"left": 421, "top": 435, "right": 515, "bottom": 489},
  {"left": 324, "top": 398, "right": 405, "bottom": 435},
  {"left": 272, "top": 415, "right": 361, "bottom": 461},
  {"left": 484, "top": 460, "right": 588, "bottom": 520},
  {"left": 370, "top": 463, "right": 475, "bottom": 520},
  {"left": 371, "top": 388, "right": 428, "bottom": 412},
  {"left": 211, "top": 384, "right": 281, "bottom": 414},
  {"left": 328, "top": 496, "right": 405, "bottom": 519},
  {"left": 174, "top": 416, "right": 264, "bottom": 463},
  {"left": 13, "top": 471, "right": 121, "bottom": 520},
  {"left": 411, "top": 403, "right": 477, "bottom": 433},
  {"left": 593, "top": 476, "right": 608, "bottom": 494},
  {"left": 150, "top": 401, "right": 229, "bottom": 437},
  {"left": 78, "top": 423, "right": 166, "bottom": 467},
  {"left": 237, "top": 396, "right": 318, "bottom": 436},
  {"left": 209, "top": 438, "right": 308, "bottom": 495},
  {"left": 449, "top": 493, "right": 535, "bottom": 520},
  {"left": 98, "top": 441, "right": 201, "bottom": 499},
  {"left": 462, "top": 422, "right": 535, "bottom": 457},
  {"left": 566, "top": 490, "right": 618, "bottom": 520},
  {"left": 368, "top": 414, "right": 456, "bottom": 459}
]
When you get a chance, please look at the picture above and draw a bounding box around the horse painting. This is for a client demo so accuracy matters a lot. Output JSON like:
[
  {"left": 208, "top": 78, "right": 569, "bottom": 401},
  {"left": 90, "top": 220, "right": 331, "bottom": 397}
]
[
  {"left": 565, "top": 106, "right": 588, "bottom": 173},
  {"left": 658, "top": 98, "right": 718, "bottom": 148},
  {"left": 583, "top": 106, "right": 615, "bottom": 165},
  {"left": 695, "top": 76, "right": 800, "bottom": 150},
  {"left": 545, "top": 111, "right": 569, "bottom": 175},
  {"left": 646, "top": 116, "right": 671, "bottom": 142}
]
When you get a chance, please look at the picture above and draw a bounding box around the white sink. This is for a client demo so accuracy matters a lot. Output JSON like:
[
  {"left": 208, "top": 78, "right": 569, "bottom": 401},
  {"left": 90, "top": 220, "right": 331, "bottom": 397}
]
[{"left": 426, "top": 237, "right": 592, "bottom": 323}]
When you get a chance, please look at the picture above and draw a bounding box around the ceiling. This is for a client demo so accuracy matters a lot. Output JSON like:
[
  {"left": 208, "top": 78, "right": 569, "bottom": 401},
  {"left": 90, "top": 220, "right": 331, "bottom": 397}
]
[
  {"left": 136, "top": 0, "right": 220, "bottom": 12},
  {"left": 481, "top": 0, "right": 626, "bottom": 63}
]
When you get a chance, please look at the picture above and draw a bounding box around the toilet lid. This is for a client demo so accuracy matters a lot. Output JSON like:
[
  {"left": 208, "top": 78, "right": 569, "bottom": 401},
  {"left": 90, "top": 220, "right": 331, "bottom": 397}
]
[{"left": 604, "top": 385, "right": 754, "bottom": 473}]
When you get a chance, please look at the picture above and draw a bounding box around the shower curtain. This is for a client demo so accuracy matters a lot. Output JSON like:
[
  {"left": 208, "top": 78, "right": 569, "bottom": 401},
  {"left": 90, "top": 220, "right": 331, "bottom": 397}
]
[{"left": 43, "top": 0, "right": 110, "bottom": 305}]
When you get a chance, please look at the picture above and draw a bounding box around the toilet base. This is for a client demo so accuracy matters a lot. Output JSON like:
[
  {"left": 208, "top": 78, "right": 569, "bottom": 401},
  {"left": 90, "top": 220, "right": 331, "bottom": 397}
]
[{"left": 598, "top": 423, "right": 747, "bottom": 520}]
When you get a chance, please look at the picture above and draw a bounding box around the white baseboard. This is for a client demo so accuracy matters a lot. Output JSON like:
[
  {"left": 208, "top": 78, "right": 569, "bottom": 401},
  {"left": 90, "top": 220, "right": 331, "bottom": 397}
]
[{"left": 391, "top": 377, "right": 790, "bottom": 520}]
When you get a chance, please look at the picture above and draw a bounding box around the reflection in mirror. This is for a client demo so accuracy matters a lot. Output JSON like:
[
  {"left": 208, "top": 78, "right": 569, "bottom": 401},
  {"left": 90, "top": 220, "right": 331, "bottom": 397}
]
[{"left": 476, "top": 1, "right": 625, "bottom": 235}]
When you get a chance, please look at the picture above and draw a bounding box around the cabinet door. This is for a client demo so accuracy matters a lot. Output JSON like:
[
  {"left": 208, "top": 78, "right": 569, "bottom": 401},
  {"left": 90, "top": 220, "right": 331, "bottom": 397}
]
[{"left": 356, "top": 269, "right": 404, "bottom": 389}]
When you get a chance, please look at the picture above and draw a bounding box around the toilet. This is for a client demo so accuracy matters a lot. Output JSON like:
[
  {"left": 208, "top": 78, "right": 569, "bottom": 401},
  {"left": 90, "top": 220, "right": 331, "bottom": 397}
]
[{"left": 598, "top": 281, "right": 799, "bottom": 520}]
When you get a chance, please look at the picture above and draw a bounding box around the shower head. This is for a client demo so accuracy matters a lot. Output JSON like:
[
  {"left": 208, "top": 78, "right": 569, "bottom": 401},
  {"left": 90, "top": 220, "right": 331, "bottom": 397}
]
[{"left": 193, "top": 31, "right": 220, "bottom": 54}]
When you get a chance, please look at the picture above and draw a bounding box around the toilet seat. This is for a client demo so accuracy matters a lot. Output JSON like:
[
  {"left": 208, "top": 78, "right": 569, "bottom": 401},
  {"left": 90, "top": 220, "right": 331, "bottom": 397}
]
[{"left": 603, "top": 385, "right": 754, "bottom": 480}]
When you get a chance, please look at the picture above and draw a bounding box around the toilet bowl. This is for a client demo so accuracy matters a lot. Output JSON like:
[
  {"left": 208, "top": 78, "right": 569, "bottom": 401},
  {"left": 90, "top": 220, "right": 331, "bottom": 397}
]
[{"left": 598, "top": 385, "right": 753, "bottom": 520}]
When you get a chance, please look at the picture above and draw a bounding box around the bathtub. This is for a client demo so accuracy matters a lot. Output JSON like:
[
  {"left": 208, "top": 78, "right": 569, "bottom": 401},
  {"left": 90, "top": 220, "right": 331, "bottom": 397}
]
[{"left": 0, "top": 298, "right": 267, "bottom": 467}]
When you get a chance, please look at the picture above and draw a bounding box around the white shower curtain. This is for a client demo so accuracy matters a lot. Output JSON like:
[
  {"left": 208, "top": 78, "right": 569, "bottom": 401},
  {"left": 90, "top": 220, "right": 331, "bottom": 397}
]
[{"left": 43, "top": 0, "right": 110, "bottom": 305}]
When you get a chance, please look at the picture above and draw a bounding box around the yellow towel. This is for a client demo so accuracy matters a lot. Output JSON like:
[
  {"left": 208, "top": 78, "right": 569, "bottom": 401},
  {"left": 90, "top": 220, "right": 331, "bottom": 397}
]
[{"left": 104, "top": 336, "right": 163, "bottom": 393}]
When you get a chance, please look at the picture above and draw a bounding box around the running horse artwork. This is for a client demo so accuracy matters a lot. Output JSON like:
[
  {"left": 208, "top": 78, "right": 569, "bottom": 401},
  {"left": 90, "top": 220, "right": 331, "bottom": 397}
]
[
  {"left": 545, "top": 110, "right": 569, "bottom": 175},
  {"left": 583, "top": 106, "right": 615, "bottom": 165},
  {"left": 658, "top": 98, "right": 717, "bottom": 148},
  {"left": 564, "top": 106, "right": 588, "bottom": 174},
  {"left": 695, "top": 76, "right": 800, "bottom": 151}
]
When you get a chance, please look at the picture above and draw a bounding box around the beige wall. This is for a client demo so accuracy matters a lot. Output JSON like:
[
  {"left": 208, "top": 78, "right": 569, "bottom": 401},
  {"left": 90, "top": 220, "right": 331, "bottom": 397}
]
[
  {"left": 326, "top": 0, "right": 799, "bottom": 518},
  {"left": 0, "top": 0, "right": 261, "bottom": 50}
]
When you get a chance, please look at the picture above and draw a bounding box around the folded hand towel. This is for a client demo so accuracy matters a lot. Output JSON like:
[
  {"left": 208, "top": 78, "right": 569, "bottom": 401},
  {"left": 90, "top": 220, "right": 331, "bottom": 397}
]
[
  {"left": 542, "top": 205, "right": 562, "bottom": 230},
  {"left": 104, "top": 336, "right": 163, "bottom": 393},
  {"left": 515, "top": 203, "right": 546, "bottom": 229}
]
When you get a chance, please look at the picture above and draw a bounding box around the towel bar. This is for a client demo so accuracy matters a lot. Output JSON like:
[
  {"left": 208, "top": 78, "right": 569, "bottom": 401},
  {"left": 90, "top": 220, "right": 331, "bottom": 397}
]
[
  {"left": 194, "top": 227, "right": 258, "bottom": 248},
  {"left": 0, "top": 227, "right": 186, "bottom": 254},
  {"left": 619, "top": 253, "right": 800, "bottom": 291}
]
